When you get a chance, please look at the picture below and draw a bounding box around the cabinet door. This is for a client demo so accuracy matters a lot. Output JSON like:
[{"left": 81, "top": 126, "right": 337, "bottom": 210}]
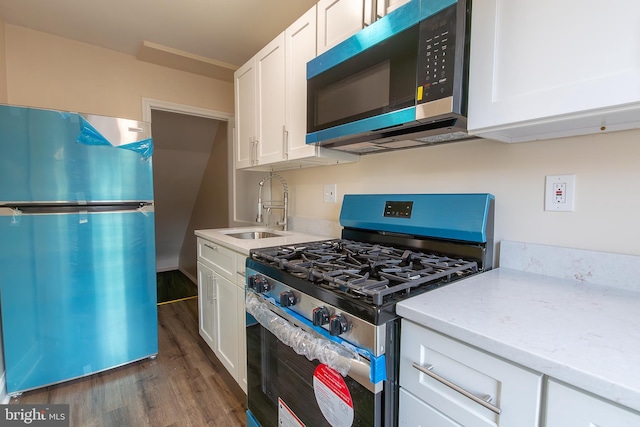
[
  {"left": 467, "top": 0, "right": 640, "bottom": 142},
  {"left": 236, "top": 253, "right": 248, "bottom": 393},
  {"left": 376, "top": 0, "right": 411, "bottom": 19},
  {"left": 197, "top": 262, "right": 216, "bottom": 351},
  {"left": 285, "top": 5, "right": 317, "bottom": 161},
  {"left": 234, "top": 59, "right": 257, "bottom": 169},
  {"left": 400, "top": 320, "right": 542, "bottom": 427},
  {"left": 400, "top": 388, "right": 462, "bottom": 426},
  {"left": 236, "top": 285, "right": 247, "bottom": 393},
  {"left": 545, "top": 380, "right": 640, "bottom": 427},
  {"left": 215, "top": 273, "right": 239, "bottom": 381},
  {"left": 255, "top": 33, "right": 286, "bottom": 165},
  {"left": 317, "top": 0, "right": 366, "bottom": 55}
]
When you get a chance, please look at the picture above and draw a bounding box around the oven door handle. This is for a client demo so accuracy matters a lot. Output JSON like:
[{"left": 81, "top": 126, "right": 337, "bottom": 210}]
[{"left": 246, "top": 292, "right": 381, "bottom": 393}]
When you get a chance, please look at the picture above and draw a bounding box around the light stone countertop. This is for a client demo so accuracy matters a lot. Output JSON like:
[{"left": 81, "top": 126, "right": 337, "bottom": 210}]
[
  {"left": 194, "top": 226, "right": 331, "bottom": 255},
  {"left": 397, "top": 261, "right": 640, "bottom": 412}
]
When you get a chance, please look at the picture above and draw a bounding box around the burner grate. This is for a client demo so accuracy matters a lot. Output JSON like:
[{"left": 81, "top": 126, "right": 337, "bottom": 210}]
[{"left": 251, "top": 239, "right": 479, "bottom": 306}]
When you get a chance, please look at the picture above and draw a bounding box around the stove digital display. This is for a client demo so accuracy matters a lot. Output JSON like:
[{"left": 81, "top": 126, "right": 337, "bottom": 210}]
[{"left": 384, "top": 201, "right": 413, "bottom": 218}]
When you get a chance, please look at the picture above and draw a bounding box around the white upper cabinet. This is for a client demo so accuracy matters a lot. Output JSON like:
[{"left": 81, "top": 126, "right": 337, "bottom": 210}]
[
  {"left": 316, "top": 0, "right": 411, "bottom": 54},
  {"left": 234, "top": 5, "right": 358, "bottom": 170},
  {"left": 234, "top": 35, "right": 285, "bottom": 169},
  {"left": 234, "top": 60, "right": 257, "bottom": 169},
  {"left": 255, "top": 34, "right": 287, "bottom": 165},
  {"left": 376, "top": 0, "right": 411, "bottom": 19},
  {"left": 467, "top": 0, "right": 640, "bottom": 142},
  {"left": 317, "top": 0, "right": 368, "bottom": 55},
  {"left": 285, "top": 6, "right": 318, "bottom": 161}
]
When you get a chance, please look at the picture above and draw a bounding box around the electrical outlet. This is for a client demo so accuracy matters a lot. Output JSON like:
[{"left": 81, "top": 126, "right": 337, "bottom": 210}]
[
  {"left": 323, "top": 184, "right": 337, "bottom": 203},
  {"left": 553, "top": 182, "right": 566, "bottom": 204},
  {"left": 545, "top": 175, "right": 575, "bottom": 211}
]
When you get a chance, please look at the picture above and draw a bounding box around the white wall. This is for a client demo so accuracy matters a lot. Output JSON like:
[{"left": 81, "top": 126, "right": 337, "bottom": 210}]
[
  {"left": 279, "top": 128, "right": 640, "bottom": 258},
  {"left": 0, "top": 18, "right": 7, "bottom": 103},
  {"left": 4, "top": 24, "right": 233, "bottom": 119}
]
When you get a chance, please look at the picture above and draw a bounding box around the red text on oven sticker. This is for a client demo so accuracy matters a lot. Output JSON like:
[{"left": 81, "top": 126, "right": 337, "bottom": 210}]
[{"left": 313, "top": 364, "right": 354, "bottom": 427}]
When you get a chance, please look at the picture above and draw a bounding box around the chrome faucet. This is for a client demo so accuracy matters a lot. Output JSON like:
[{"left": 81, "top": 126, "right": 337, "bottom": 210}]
[{"left": 256, "top": 173, "right": 288, "bottom": 231}]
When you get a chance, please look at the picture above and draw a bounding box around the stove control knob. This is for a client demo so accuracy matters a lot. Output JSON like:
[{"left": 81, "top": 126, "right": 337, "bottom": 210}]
[
  {"left": 329, "top": 314, "right": 349, "bottom": 336},
  {"left": 279, "top": 291, "right": 296, "bottom": 307},
  {"left": 312, "top": 307, "right": 330, "bottom": 326},
  {"left": 248, "top": 275, "right": 270, "bottom": 293}
]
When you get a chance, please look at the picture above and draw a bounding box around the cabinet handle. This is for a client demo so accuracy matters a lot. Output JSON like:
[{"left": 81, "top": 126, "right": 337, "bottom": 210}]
[
  {"left": 412, "top": 362, "right": 502, "bottom": 415},
  {"left": 250, "top": 137, "right": 254, "bottom": 165},
  {"left": 211, "top": 276, "right": 218, "bottom": 301},
  {"left": 283, "top": 126, "right": 289, "bottom": 159},
  {"left": 253, "top": 138, "right": 259, "bottom": 165},
  {"left": 206, "top": 273, "right": 213, "bottom": 301},
  {"left": 249, "top": 136, "right": 256, "bottom": 165},
  {"left": 204, "top": 243, "right": 217, "bottom": 251}
]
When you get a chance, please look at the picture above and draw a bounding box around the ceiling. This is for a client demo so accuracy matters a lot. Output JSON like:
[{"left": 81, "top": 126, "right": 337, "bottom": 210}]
[{"left": 0, "top": 0, "right": 318, "bottom": 81}]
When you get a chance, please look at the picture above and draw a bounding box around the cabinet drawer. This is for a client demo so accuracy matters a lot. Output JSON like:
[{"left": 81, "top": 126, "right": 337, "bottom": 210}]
[
  {"left": 400, "top": 388, "right": 461, "bottom": 426},
  {"left": 545, "top": 379, "right": 640, "bottom": 427},
  {"left": 236, "top": 253, "right": 248, "bottom": 287},
  {"left": 197, "top": 238, "right": 236, "bottom": 282},
  {"left": 400, "top": 320, "right": 542, "bottom": 427}
]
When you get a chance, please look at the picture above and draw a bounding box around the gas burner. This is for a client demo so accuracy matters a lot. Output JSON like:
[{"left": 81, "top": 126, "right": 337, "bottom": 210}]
[{"left": 251, "top": 239, "right": 479, "bottom": 306}]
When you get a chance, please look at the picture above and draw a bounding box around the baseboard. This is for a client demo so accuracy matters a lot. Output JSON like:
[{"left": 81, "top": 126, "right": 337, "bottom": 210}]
[
  {"left": 1, "top": 371, "right": 9, "bottom": 404},
  {"left": 178, "top": 267, "right": 197, "bottom": 284},
  {"left": 156, "top": 265, "right": 197, "bottom": 284},
  {"left": 156, "top": 265, "right": 178, "bottom": 273}
]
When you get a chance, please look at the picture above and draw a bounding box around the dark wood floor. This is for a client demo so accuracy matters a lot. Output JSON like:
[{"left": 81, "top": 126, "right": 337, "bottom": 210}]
[
  {"left": 156, "top": 270, "right": 198, "bottom": 304},
  {"left": 10, "top": 298, "right": 246, "bottom": 427}
]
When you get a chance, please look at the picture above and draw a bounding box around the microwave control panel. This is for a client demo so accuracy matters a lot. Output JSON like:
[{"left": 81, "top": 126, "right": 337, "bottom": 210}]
[{"left": 417, "top": 4, "right": 457, "bottom": 104}]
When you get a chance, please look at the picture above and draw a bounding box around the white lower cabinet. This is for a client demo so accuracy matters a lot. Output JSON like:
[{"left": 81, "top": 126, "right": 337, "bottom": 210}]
[
  {"left": 236, "top": 253, "right": 247, "bottom": 393},
  {"left": 400, "top": 388, "right": 462, "bottom": 426},
  {"left": 400, "top": 320, "right": 542, "bottom": 427},
  {"left": 214, "top": 274, "right": 239, "bottom": 380},
  {"left": 197, "top": 262, "right": 216, "bottom": 350},
  {"left": 545, "top": 379, "right": 640, "bottom": 427},
  {"left": 196, "top": 237, "right": 247, "bottom": 393}
]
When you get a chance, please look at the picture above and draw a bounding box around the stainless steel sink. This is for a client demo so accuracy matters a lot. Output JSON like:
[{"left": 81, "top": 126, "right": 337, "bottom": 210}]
[{"left": 226, "top": 231, "right": 283, "bottom": 240}]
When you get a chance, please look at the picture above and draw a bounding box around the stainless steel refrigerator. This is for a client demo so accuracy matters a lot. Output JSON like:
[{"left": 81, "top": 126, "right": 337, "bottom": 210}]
[{"left": 0, "top": 104, "right": 158, "bottom": 396}]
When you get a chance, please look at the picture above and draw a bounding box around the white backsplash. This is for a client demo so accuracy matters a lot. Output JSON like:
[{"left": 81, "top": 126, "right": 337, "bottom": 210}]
[
  {"left": 288, "top": 217, "right": 341, "bottom": 239},
  {"left": 500, "top": 241, "right": 640, "bottom": 293}
]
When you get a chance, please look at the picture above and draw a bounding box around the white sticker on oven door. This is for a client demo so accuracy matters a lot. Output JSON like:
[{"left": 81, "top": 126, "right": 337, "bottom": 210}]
[
  {"left": 279, "top": 397, "right": 306, "bottom": 427},
  {"left": 313, "top": 364, "right": 354, "bottom": 427}
]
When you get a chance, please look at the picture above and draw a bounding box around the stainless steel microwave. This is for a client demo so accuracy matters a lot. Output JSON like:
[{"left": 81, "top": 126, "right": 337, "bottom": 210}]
[{"left": 306, "top": 0, "right": 473, "bottom": 154}]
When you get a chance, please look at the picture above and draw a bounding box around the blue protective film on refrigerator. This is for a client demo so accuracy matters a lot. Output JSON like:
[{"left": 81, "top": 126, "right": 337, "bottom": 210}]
[
  {"left": 77, "top": 116, "right": 113, "bottom": 146},
  {"left": 0, "top": 209, "right": 158, "bottom": 393},
  {"left": 0, "top": 105, "right": 154, "bottom": 203},
  {"left": 78, "top": 116, "right": 154, "bottom": 158}
]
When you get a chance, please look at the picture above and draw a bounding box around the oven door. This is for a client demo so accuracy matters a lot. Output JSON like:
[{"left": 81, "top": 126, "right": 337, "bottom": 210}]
[{"left": 246, "top": 292, "right": 384, "bottom": 427}]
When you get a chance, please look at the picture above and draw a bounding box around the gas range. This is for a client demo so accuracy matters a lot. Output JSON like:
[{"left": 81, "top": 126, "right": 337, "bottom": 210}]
[
  {"left": 246, "top": 194, "right": 494, "bottom": 349},
  {"left": 245, "top": 194, "right": 494, "bottom": 427}
]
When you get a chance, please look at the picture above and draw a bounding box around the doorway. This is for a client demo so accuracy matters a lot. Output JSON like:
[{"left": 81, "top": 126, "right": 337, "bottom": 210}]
[{"left": 143, "top": 99, "right": 233, "bottom": 281}]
